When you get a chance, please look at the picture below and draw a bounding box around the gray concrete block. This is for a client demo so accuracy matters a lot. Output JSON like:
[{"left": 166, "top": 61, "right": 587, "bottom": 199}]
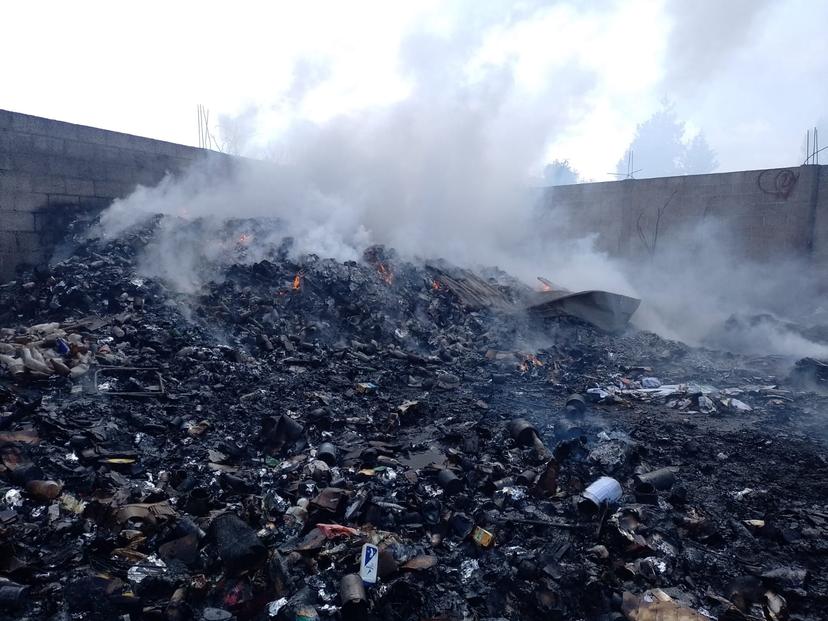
[
  {"left": 6, "top": 131, "right": 35, "bottom": 153},
  {"left": 95, "top": 144, "right": 121, "bottom": 161},
  {"left": 155, "top": 141, "right": 179, "bottom": 157},
  {"left": 73, "top": 159, "right": 108, "bottom": 181},
  {"left": 0, "top": 171, "right": 32, "bottom": 193},
  {"left": 47, "top": 194, "right": 80, "bottom": 207},
  {"left": 0, "top": 210, "right": 36, "bottom": 232},
  {"left": 0, "top": 230, "right": 40, "bottom": 254},
  {"left": 46, "top": 155, "right": 80, "bottom": 178},
  {"left": 79, "top": 196, "right": 114, "bottom": 211},
  {"left": 42, "top": 118, "right": 79, "bottom": 141},
  {"left": 154, "top": 154, "right": 174, "bottom": 171},
  {"left": 176, "top": 144, "right": 200, "bottom": 160},
  {"left": 13, "top": 192, "right": 49, "bottom": 212},
  {"left": 136, "top": 168, "right": 165, "bottom": 187},
  {"left": 84, "top": 127, "right": 110, "bottom": 145},
  {"left": 10, "top": 152, "right": 49, "bottom": 174},
  {"left": 131, "top": 151, "right": 153, "bottom": 169},
  {"left": 116, "top": 148, "right": 136, "bottom": 168},
  {"left": 130, "top": 134, "right": 161, "bottom": 153},
  {"left": 10, "top": 113, "right": 50, "bottom": 136},
  {"left": 32, "top": 135, "right": 64, "bottom": 155},
  {"left": 31, "top": 175, "right": 66, "bottom": 194},
  {"left": 64, "top": 140, "right": 96, "bottom": 159},
  {"left": 103, "top": 131, "right": 133, "bottom": 150},
  {"left": 33, "top": 210, "right": 80, "bottom": 232},
  {"left": 0, "top": 190, "right": 13, "bottom": 211},
  {"left": 129, "top": 134, "right": 155, "bottom": 151},
  {"left": 106, "top": 163, "right": 138, "bottom": 183},
  {"left": 171, "top": 157, "right": 195, "bottom": 172},
  {"left": 0, "top": 255, "right": 15, "bottom": 280},
  {"left": 16, "top": 231, "right": 41, "bottom": 256},
  {"left": 65, "top": 178, "right": 95, "bottom": 196},
  {"left": 93, "top": 179, "right": 131, "bottom": 198}
]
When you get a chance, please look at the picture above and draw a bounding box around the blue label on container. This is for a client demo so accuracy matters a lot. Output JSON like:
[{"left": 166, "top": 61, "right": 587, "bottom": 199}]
[{"left": 360, "top": 543, "right": 379, "bottom": 584}]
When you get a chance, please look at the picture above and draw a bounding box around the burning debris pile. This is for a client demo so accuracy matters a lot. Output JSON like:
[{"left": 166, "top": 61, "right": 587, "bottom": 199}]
[{"left": 0, "top": 217, "right": 826, "bottom": 621}]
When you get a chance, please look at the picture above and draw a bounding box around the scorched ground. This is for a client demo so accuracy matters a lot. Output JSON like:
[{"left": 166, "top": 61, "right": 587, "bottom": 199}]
[{"left": 0, "top": 217, "right": 826, "bottom": 621}]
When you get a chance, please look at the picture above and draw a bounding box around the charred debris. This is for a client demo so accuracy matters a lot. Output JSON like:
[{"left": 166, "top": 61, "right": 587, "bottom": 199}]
[{"left": 0, "top": 217, "right": 826, "bottom": 621}]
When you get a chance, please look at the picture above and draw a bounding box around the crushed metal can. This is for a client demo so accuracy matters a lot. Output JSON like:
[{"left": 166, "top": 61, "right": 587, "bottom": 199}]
[
  {"left": 471, "top": 526, "right": 494, "bottom": 548},
  {"left": 355, "top": 382, "right": 378, "bottom": 395}
]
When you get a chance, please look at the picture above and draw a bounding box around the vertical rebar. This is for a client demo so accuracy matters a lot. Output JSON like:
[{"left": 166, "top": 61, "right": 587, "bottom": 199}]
[{"left": 806, "top": 129, "right": 810, "bottom": 165}]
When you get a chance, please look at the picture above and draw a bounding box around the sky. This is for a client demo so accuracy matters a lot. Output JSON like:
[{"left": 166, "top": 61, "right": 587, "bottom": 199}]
[{"left": 1, "top": 0, "right": 826, "bottom": 181}]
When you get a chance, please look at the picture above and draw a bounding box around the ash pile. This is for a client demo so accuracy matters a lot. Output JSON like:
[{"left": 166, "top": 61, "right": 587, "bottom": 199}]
[{"left": 0, "top": 217, "right": 826, "bottom": 621}]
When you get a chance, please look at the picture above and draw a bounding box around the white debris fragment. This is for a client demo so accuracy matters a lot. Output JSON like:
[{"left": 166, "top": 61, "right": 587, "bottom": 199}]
[
  {"left": 267, "top": 598, "right": 288, "bottom": 617},
  {"left": 127, "top": 555, "right": 166, "bottom": 584},
  {"left": 460, "top": 559, "right": 479, "bottom": 582},
  {"left": 4, "top": 489, "right": 23, "bottom": 508},
  {"left": 698, "top": 395, "right": 716, "bottom": 413},
  {"left": 727, "top": 398, "right": 752, "bottom": 412}
]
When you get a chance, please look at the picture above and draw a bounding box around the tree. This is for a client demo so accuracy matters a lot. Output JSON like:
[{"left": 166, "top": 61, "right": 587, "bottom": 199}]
[
  {"left": 543, "top": 159, "right": 579, "bottom": 186},
  {"left": 617, "top": 104, "right": 717, "bottom": 178},
  {"left": 682, "top": 133, "right": 718, "bottom": 174}
]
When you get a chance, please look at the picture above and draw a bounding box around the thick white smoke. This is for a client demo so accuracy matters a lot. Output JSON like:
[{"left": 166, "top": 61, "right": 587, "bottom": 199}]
[
  {"left": 96, "top": 2, "right": 630, "bottom": 290},
  {"left": 91, "top": 0, "right": 828, "bottom": 360}
]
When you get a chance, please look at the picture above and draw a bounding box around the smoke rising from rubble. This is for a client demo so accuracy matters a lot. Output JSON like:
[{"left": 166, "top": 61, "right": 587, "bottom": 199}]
[
  {"left": 92, "top": 1, "right": 828, "bottom": 360},
  {"left": 624, "top": 220, "right": 828, "bottom": 359},
  {"left": 95, "top": 3, "right": 624, "bottom": 289}
]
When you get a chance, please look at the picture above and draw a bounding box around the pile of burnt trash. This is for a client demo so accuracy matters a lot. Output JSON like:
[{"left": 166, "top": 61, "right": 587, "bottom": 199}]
[{"left": 0, "top": 216, "right": 826, "bottom": 621}]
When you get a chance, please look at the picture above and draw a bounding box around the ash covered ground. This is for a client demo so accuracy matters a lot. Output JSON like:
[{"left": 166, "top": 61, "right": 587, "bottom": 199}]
[{"left": 0, "top": 217, "right": 826, "bottom": 621}]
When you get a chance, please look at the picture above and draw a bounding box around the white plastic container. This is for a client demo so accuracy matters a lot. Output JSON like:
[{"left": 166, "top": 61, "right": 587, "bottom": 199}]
[{"left": 581, "top": 476, "right": 622, "bottom": 508}]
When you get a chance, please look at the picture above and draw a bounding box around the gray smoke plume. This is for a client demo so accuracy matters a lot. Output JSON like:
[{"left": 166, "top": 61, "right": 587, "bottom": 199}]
[
  {"left": 660, "top": 0, "right": 828, "bottom": 172},
  {"left": 92, "top": 0, "right": 828, "bottom": 360},
  {"left": 661, "top": 0, "right": 774, "bottom": 90},
  {"left": 95, "top": 2, "right": 622, "bottom": 287}
]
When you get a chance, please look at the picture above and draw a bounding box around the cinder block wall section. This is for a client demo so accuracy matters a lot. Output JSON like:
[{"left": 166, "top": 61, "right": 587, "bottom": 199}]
[
  {"left": 545, "top": 164, "right": 828, "bottom": 264},
  {"left": 0, "top": 109, "right": 213, "bottom": 280},
  {"left": 2, "top": 108, "right": 827, "bottom": 282}
]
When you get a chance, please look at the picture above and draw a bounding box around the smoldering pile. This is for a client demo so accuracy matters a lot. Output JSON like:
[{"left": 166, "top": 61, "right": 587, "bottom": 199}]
[{"left": 0, "top": 216, "right": 826, "bottom": 621}]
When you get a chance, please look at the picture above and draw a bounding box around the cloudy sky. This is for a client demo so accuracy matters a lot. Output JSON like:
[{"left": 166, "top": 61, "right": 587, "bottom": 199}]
[{"left": 2, "top": 0, "right": 825, "bottom": 180}]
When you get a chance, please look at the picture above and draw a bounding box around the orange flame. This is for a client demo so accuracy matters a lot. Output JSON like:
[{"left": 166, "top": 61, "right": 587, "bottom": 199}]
[
  {"left": 432, "top": 279, "right": 442, "bottom": 291},
  {"left": 237, "top": 233, "right": 252, "bottom": 246},
  {"left": 377, "top": 263, "right": 394, "bottom": 285},
  {"left": 537, "top": 277, "right": 554, "bottom": 292},
  {"left": 293, "top": 274, "right": 302, "bottom": 290},
  {"left": 517, "top": 352, "right": 544, "bottom": 372}
]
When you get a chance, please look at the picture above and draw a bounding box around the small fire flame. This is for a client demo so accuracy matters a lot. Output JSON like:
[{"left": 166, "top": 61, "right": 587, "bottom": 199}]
[
  {"left": 432, "top": 279, "right": 443, "bottom": 291},
  {"left": 237, "top": 233, "right": 252, "bottom": 246},
  {"left": 517, "top": 353, "right": 544, "bottom": 372},
  {"left": 540, "top": 282, "right": 552, "bottom": 292},
  {"left": 293, "top": 274, "right": 302, "bottom": 290},
  {"left": 377, "top": 263, "right": 394, "bottom": 285}
]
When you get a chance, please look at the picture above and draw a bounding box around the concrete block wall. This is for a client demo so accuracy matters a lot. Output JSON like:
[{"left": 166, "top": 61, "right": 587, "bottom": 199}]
[
  {"left": 0, "top": 109, "right": 212, "bottom": 280},
  {"left": 2, "top": 108, "right": 826, "bottom": 281},
  {"left": 545, "top": 165, "right": 827, "bottom": 264}
]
